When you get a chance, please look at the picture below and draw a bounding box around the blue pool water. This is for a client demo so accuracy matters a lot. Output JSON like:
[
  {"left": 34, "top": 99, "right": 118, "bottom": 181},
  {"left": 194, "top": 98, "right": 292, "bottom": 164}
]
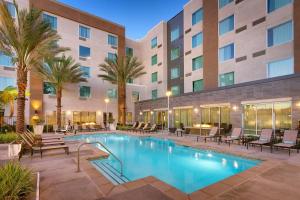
[{"left": 66, "top": 134, "right": 260, "bottom": 194}]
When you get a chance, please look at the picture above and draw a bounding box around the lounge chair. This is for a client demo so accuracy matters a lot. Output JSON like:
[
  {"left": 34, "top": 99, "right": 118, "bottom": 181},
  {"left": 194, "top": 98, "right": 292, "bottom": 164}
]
[
  {"left": 127, "top": 122, "right": 138, "bottom": 131},
  {"left": 137, "top": 123, "right": 150, "bottom": 133},
  {"left": 89, "top": 124, "right": 97, "bottom": 131},
  {"left": 24, "top": 132, "right": 65, "bottom": 146},
  {"left": 223, "top": 128, "right": 242, "bottom": 147},
  {"left": 197, "top": 127, "right": 219, "bottom": 143},
  {"left": 132, "top": 122, "right": 144, "bottom": 132},
  {"left": 81, "top": 124, "right": 89, "bottom": 132},
  {"left": 247, "top": 129, "right": 273, "bottom": 152},
  {"left": 143, "top": 124, "right": 157, "bottom": 134},
  {"left": 27, "top": 130, "right": 63, "bottom": 141},
  {"left": 272, "top": 130, "right": 299, "bottom": 156},
  {"left": 20, "top": 134, "right": 69, "bottom": 158}
]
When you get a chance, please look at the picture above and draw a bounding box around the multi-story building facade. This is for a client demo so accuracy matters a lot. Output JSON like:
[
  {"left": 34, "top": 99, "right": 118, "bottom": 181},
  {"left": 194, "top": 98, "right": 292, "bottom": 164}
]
[{"left": 1, "top": 0, "right": 300, "bottom": 135}]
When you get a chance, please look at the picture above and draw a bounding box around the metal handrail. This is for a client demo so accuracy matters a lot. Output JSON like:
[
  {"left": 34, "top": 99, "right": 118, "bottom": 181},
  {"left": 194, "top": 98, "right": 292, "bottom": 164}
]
[{"left": 77, "top": 142, "right": 123, "bottom": 176}]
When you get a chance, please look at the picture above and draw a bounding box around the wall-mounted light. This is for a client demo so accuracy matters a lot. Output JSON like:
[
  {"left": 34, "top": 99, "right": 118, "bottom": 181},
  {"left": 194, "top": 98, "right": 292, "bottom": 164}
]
[
  {"left": 150, "top": 111, "right": 154, "bottom": 115},
  {"left": 296, "top": 102, "right": 300, "bottom": 107},
  {"left": 232, "top": 105, "right": 238, "bottom": 111},
  {"left": 139, "top": 111, "right": 143, "bottom": 115},
  {"left": 31, "top": 100, "right": 41, "bottom": 110},
  {"left": 66, "top": 110, "right": 72, "bottom": 115},
  {"left": 193, "top": 108, "right": 199, "bottom": 113},
  {"left": 168, "top": 110, "right": 172, "bottom": 114},
  {"left": 97, "top": 111, "right": 102, "bottom": 115}
]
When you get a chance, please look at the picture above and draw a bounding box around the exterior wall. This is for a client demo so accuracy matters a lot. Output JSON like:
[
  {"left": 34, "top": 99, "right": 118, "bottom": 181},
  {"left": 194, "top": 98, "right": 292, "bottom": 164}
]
[
  {"left": 295, "top": 0, "right": 300, "bottom": 73},
  {"left": 135, "top": 74, "right": 300, "bottom": 130},
  {"left": 183, "top": 0, "right": 203, "bottom": 93}
]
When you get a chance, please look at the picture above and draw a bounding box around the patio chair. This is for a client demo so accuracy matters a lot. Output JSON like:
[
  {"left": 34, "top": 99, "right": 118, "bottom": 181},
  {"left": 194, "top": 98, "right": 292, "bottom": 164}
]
[
  {"left": 24, "top": 131, "right": 65, "bottom": 146},
  {"left": 89, "top": 124, "right": 97, "bottom": 131},
  {"left": 132, "top": 122, "right": 144, "bottom": 132},
  {"left": 81, "top": 124, "right": 89, "bottom": 132},
  {"left": 247, "top": 129, "right": 273, "bottom": 152},
  {"left": 143, "top": 124, "right": 157, "bottom": 134},
  {"left": 20, "top": 134, "right": 69, "bottom": 158},
  {"left": 272, "top": 130, "right": 299, "bottom": 156},
  {"left": 197, "top": 127, "right": 219, "bottom": 143},
  {"left": 137, "top": 123, "right": 150, "bottom": 133},
  {"left": 27, "top": 129, "right": 63, "bottom": 141},
  {"left": 223, "top": 128, "right": 242, "bottom": 147},
  {"left": 127, "top": 122, "right": 138, "bottom": 131}
]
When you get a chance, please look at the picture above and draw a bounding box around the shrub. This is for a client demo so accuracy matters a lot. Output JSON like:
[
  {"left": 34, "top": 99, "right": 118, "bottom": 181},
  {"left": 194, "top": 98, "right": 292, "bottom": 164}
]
[
  {"left": 0, "top": 162, "right": 34, "bottom": 200},
  {"left": 0, "top": 132, "right": 19, "bottom": 144},
  {"left": 116, "top": 125, "right": 131, "bottom": 130}
]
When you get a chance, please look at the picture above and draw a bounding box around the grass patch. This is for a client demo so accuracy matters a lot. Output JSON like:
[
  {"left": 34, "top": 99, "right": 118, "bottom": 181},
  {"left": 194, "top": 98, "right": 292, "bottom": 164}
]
[{"left": 0, "top": 132, "right": 19, "bottom": 144}]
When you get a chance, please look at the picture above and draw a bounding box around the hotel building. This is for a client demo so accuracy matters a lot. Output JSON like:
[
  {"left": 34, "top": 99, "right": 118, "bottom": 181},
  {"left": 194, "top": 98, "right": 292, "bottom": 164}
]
[{"left": 1, "top": 0, "right": 300, "bottom": 134}]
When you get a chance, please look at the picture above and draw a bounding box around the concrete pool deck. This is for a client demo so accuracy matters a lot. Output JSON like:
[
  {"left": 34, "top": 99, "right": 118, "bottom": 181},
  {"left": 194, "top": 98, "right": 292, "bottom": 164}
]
[{"left": 1, "top": 131, "right": 300, "bottom": 200}]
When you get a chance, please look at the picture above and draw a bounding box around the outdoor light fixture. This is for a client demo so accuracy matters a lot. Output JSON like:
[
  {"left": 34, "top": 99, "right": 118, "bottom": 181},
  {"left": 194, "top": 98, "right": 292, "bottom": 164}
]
[
  {"left": 166, "top": 91, "right": 172, "bottom": 130},
  {"left": 139, "top": 111, "right": 143, "bottom": 115},
  {"left": 97, "top": 111, "right": 102, "bottom": 115},
  {"left": 104, "top": 98, "right": 110, "bottom": 104},
  {"left": 232, "top": 105, "right": 238, "bottom": 111},
  {"left": 150, "top": 111, "right": 154, "bottom": 115},
  {"left": 66, "top": 110, "right": 72, "bottom": 115},
  {"left": 194, "top": 108, "right": 199, "bottom": 113}
]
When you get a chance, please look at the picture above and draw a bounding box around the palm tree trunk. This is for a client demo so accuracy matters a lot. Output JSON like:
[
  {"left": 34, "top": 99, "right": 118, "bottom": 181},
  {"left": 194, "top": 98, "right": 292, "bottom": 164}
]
[
  {"left": 118, "top": 82, "right": 126, "bottom": 125},
  {"left": 56, "top": 88, "right": 62, "bottom": 129},
  {"left": 9, "top": 100, "right": 14, "bottom": 118},
  {"left": 16, "top": 68, "right": 28, "bottom": 134}
]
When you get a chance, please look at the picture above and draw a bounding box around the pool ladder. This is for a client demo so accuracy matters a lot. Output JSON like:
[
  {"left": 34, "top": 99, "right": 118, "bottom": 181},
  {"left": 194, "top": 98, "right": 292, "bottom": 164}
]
[{"left": 77, "top": 141, "right": 123, "bottom": 176}]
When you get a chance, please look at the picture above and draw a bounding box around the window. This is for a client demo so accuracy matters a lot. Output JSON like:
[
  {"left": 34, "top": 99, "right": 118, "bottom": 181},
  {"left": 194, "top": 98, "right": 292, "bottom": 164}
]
[
  {"left": 268, "top": 57, "right": 293, "bottom": 78},
  {"left": 171, "top": 47, "right": 180, "bottom": 60},
  {"left": 192, "top": 8, "right": 203, "bottom": 25},
  {"left": 126, "top": 47, "right": 133, "bottom": 57},
  {"left": 151, "top": 55, "right": 157, "bottom": 66},
  {"left": 219, "top": 72, "right": 234, "bottom": 87},
  {"left": 80, "top": 66, "right": 90, "bottom": 78},
  {"left": 171, "top": 85, "right": 180, "bottom": 96},
  {"left": 219, "top": 43, "right": 234, "bottom": 62},
  {"left": 0, "top": 77, "right": 16, "bottom": 90},
  {"left": 193, "top": 79, "right": 203, "bottom": 92},
  {"left": 151, "top": 72, "right": 158, "bottom": 83},
  {"left": 79, "top": 86, "right": 91, "bottom": 98},
  {"left": 192, "top": 56, "right": 203, "bottom": 71},
  {"left": 79, "top": 46, "right": 90, "bottom": 58},
  {"left": 108, "top": 35, "right": 118, "bottom": 46},
  {"left": 6, "top": 2, "right": 16, "bottom": 17},
  {"left": 171, "top": 27, "right": 180, "bottom": 42},
  {"left": 219, "top": 15, "right": 234, "bottom": 35},
  {"left": 79, "top": 25, "right": 90, "bottom": 39},
  {"left": 268, "top": 21, "right": 293, "bottom": 47},
  {"left": 192, "top": 32, "right": 203, "bottom": 48},
  {"left": 107, "top": 89, "right": 117, "bottom": 99},
  {"left": 43, "top": 13, "right": 57, "bottom": 30},
  {"left": 219, "top": 0, "right": 233, "bottom": 8},
  {"left": 43, "top": 82, "right": 56, "bottom": 95},
  {"left": 268, "top": 0, "right": 292, "bottom": 13},
  {"left": 108, "top": 53, "right": 116, "bottom": 61},
  {"left": 127, "top": 78, "right": 133, "bottom": 83},
  {"left": 0, "top": 51, "right": 13, "bottom": 67},
  {"left": 151, "top": 37, "right": 157, "bottom": 48},
  {"left": 151, "top": 89, "right": 158, "bottom": 100},
  {"left": 132, "top": 91, "right": 139, "bottom": 102},
  {"left": 171, "top": 67, "right": 180, "bottom": 79}
]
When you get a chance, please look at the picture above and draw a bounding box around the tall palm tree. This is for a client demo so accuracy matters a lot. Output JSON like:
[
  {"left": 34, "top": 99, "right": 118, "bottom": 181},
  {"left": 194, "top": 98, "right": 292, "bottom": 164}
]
[
  {"left": 0, "top": 1, "right": 66, "bottom": 134},
  {"left": 0, "top": 86, "right": 18, "bottom": 117},
  {"left": 36, "top": 55, "right": 86, "bottom": 128},
  {"left": 98, "top": 55, "right": 145, "bottom": 125}
]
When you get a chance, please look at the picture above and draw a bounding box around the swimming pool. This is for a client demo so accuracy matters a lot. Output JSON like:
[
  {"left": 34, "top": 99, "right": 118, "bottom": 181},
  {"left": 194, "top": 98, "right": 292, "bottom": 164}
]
[{"left": 66, "top": 133, "right": 260, "bottom": 194}]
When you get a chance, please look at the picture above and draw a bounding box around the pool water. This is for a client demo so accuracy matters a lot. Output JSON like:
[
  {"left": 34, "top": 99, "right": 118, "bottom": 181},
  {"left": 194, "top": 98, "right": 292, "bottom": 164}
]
[{"left": 66, "top": 133, "right": 260, "bottom": 194}]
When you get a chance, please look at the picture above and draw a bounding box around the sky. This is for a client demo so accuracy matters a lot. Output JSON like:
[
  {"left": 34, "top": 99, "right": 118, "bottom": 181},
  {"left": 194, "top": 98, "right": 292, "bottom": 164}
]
[{"left": 58, "top": 0, "right": 190, "bottom": 40}]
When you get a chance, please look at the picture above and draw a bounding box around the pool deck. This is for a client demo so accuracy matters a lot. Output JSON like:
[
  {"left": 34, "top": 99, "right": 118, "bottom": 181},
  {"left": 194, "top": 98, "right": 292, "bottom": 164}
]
[{"left": 1, "top": 131, "right": 300, "bottom": 200}]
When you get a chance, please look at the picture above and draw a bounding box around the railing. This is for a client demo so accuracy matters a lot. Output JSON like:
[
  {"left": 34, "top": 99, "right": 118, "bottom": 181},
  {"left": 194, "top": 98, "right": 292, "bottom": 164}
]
[{"left": 77, "top": 142, "right": 123, "bottom": 176}]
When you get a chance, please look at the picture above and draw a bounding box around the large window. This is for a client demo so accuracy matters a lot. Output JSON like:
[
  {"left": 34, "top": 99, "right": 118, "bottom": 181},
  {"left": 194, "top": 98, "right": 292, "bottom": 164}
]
[
  {"left": 151, "top": 89, "right": 158, "bottom": 100},
  {"left": 107, "top": 88, "right": 117, "bottom": 99},
  {"left": 192, "top": 56, "right": 203, "bottom": 71},
  {"left": 193, "top": 79, "right": 203, "bottom": 92},
  {"left": 0, "top": 77, "right": 16, "bottom": 91},
  {"left": 267, "top": 0, "right": 292, "bottom": 13},
  {"left": 171, "top": 85, "right": 180, "bottom": 96},
  {"left": 151, "top": 54, "right": 157, "bottom": 66},
  {"left": 79, "top": 25, "right": 90, "bottom": 39},
  {"left": 219, "top": 0, "right": 233, "bottom": 8},
  {"left": 80, "top": 66, "right": 90, "bottom": 78},
  {"left": 79, "top": 46, "right": 90, "bottom": 58},
  {"left": 201, "top": 106, "right": 230, "bottom": 125},
  {"left": 6, "top": 2, "right": 16, "bottom": 17},
  {"left": 171, "top": 47, "right": 180, "bottom": 60},
  {"left": 79, "top": 86, "right": 91, "bottom": 98},
  {"left": 132, "top": 91, "right": 139, "bottom": 102},
  {"left": 43, "top": 82, "right": 56, "bottom": 95},
  {"left": 108, "top": 35, "right": 118, "bottom": 46},
  {"left": 174, "top": 108, "right": 193, "bottom": 128},
  {"left": 108, "top": 53, "right": 116, "bottom": 61},
  {"left": 0, "top": 51, "right": 13, "bottom": 67},
  {"left": 219, "top": 72, "right": 234, "bottom": 87},
  {"left": 243, "top": 101, "right": 292, "bottom": 135},
  {"left": 268, "top": 57, "right": 293, "bottom": 78},
  {"left": 43, "top": 14, "right": 57, "bottom": 30},
  {"left": 151, "top": 37, "right": 157, "bottom": 48},
  {"left": 126, "top": 47, "right": 133, "bottom": 57},
  {"left": 219, "top": 43, "right": 234, "bottom": 62},
  {"left": 192, "top": 32, "right": 203, "bottom": 48},
  {"left": 192, "top": 8, "right": 203, "bottom": 25},
  {"left": 268, "top": 21, "right": 293, "bottom": 47},
  {"left": 73, "top": 111, "right": 96, "bottom": 124},
  {"left": 171, "top": 67, "right": 180, "bottom": 79},
  {"left": 151, "top": 72, "right": 158, "bottom": 83},
  {"left": 171, "top": 27, "right": 180, "bottom": 42},
  {"left": 219, "top": 15, "right": 234, "bottom": 35}
]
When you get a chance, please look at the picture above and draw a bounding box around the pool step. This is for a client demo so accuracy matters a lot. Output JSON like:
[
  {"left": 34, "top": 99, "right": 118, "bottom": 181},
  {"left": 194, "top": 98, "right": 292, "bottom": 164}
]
[{"left": 92, "top": 160, "right": 129, "bottom": 185}]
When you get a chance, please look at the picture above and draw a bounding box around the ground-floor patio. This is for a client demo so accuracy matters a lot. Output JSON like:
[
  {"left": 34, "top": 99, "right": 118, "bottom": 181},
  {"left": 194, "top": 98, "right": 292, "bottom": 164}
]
[{"left": 1, "top": 131, "right": 300, "bottom": 200}]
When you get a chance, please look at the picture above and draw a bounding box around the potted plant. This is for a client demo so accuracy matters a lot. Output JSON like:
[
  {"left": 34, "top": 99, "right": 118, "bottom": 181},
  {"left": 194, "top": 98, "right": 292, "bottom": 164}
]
[
  {"left": 32, "top": 118, "right": 45, "bottom": 135},
  {"left": 108, "top": 117, "right": 116, "bottom": 131}
]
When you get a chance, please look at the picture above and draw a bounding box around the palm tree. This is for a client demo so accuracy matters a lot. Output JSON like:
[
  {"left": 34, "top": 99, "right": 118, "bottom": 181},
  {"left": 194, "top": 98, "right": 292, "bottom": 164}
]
[
  {"left": 0, "top": 86, "right": 18, "bottom": 117},
  {"left": 98, "top": 55, "right": 145, "bottom": 125},
  {"left": 0, "top": 1, "right": 66, "bottom": 134},
  {"left": 36, "top": 55, "right": 86, "bottom": 129}
]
